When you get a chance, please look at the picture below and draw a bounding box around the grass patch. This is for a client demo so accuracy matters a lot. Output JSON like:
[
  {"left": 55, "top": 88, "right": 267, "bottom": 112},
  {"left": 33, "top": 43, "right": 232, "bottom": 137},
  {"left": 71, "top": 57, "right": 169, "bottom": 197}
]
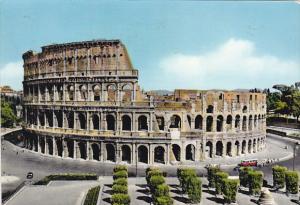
[
  {"left": 84, "top": 185, "right": 101, "bottom": 205},
  {"left": 34, "top": 173, "right": 97, "bottom": 185}
]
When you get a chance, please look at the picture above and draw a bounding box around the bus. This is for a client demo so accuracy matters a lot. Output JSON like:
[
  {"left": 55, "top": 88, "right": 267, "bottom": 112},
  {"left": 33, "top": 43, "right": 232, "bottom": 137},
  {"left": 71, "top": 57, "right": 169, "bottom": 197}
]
[{"left": 239, "top": 159, "right": 258, "bottom": 167}]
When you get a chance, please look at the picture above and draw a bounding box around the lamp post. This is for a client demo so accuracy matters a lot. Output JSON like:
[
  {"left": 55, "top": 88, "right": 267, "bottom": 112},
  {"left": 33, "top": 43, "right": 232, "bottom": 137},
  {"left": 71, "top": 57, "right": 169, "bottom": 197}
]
[{"left": 292, "top": 142, "right": 299, "bottom": 171}]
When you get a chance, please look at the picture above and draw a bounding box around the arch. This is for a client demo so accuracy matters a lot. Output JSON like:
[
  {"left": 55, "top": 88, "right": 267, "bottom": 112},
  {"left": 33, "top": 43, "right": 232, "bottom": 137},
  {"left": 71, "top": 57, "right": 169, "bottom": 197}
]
[
  {"left": 248, "top": 115, "right": 253, "bottom": 131},
  {"left": 40, "top": 137, "right": 45, "bottom": 154},
  {"left": 79, "top": 84, "right": 88, "bottom": 100},
  {"left": 78, "top": 113, "right": 86, "bottom": 129},
  {"left": 254, "top": 115, "right": 257, "bottom": 128},
  {"left": 56, "top": 139, "right": 63, "bottom": 157},
  {"left": 93, "top": 84, "right": 101, "bottom": 101},
  {"left": 226, "top": 115, "right": 232, "bottom": 130},
  {"left": 206, "top": 105, "right": 214, "bottom": 113},
  {"left": 226, "top": 142, "right": 232, "bottom": 156},
  {"left": 67, "top": 85, "right": 74, "bottom": 101},
  {"left": 205, "top": 141, "right": 213, "bottom": 158},
  {"left": 46, "top": 111, "right": 53, "bottom": 127},
  {"left": 242, "top": 116, "right": 247, "bottom": 131},
  {"left": 78, "top": 142, "right": 87, "bottom": 159},
  {"left": 91, "top": 143, "right": 100, "bottom": 161},
  {"left": 107, "top": 84, "right": 116, "bottom": 102},
  {"left": 138, "top": 115, "right": 148, "bottom": 131},
  {"left": 206, "top": 116, "right": 213, "bottom": 132},
  {"left": 242, "top": 140, "right": 246, "bottom": 154},
  {"left": 38, "top": 112, "right": 45, "bottom": 126},
  {"left": 106, "top": 114, "right": 115, "bottom": 131},
  {"left": 55, "top": 111, "right": 63, "bottom": 128},
  {"left": 235, "top": 115, "right": 240, "bottom": 130},
  {"left": 242, "top": 106, "right": 247, "bottom": 113},
  {"left": 234, "top": 141, "right": 240, "bottom": 156},
  {"left": 248, "top": 140, "right": 252, "bottom": 154},
  {"left": 122, "top": 84, "right": 132, "bottom": 102},
  {"left": 216, "top": 141, "right": 223, "bottom": 156},
  {"left": 154, "top": 146, "right": 165, "bottom": 164},
  {"left": 138, "top": 145, "right": 148, "bottom": 164},
  {"left": 257, "top": 138, "right": 261, "bottom": 150},
  {"left": 122, "top": 115, "right": 131, "bottom": 131},
  {"left": 185, "top": 144, "right": 195, "bottom": 161},
  {"left": 253, "top": 139, "right": 257, "bottom": 153},
  {"left": 92, "top": 114, "right": 100, "bottom": 130},
  {"left": 106, "top": 144, "right": 116, "bottom": 162},
  {"left": 67, "top": 112, "right": 74, "bottom": 129},
  {"left": 172, "top": 144, "right": 181, "bottom": 161},
  {"left": 170, "top": 115, "right": 181, "bottom": 128},
  {"left": 216, "top": 115, "right": 224, "bottom": 132},
  {"left": 67, "top": 140, "right": 74, "bottom": 158},
  {"left": 46, "top": 138, "right": 53, "bottom": 155},
  {"left": 121, "top": 145, "right": 131, "bottom": 163},
  {"left": 195, "top": 115, "right": 203, "bottom": 130},
  {"left": 156, "top": 116, "right": 165, "bottom": 131}
]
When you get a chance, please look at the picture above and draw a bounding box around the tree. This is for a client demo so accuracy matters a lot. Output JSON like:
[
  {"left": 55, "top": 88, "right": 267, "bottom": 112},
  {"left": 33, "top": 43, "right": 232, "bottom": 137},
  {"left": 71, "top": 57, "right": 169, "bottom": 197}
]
[
  {"left": 272, "top": 165, "right": 287, "bottom": 189},
  {"left": 239, "top": 167, "right": 253, "bottom": 188},
  {"left": 206, "top": 166, "right": 221, "bottom": 188},
  {"left": 221, "top": 179, "right": 239, "bottom": 204},
  {"left": 1, "top": 101, "right": 17, "bottom": 128},
  {"left": 215, "top": 172, "right": 228, "bottom": 194},
  {"left": 248, "top": 171, "right": 263, "bottom": 195},
  {"left": 186, "top": 177, "right": 202, "bottom": 203},
  {"left": 285, "top": 171, "right": 299, "bottom": 194}
]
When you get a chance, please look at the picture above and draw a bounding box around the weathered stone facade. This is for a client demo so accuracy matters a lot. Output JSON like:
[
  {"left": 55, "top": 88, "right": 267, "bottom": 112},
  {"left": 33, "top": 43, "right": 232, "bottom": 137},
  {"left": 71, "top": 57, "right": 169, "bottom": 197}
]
[{"left": 22, "top": 39, "right": 267, "bottom": 165}]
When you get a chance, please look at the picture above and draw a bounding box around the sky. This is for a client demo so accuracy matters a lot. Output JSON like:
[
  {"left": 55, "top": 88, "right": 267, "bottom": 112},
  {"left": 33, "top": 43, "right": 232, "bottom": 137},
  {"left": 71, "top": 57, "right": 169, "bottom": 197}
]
[{"left": 0, "top": 0, "right": 299, "bottom": 91}]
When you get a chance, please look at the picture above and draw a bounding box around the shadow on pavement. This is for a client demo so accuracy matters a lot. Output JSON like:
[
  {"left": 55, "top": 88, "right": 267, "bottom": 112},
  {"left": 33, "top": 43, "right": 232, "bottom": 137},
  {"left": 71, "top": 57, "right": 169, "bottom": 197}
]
[
  {"left": 103, "top": 197, "right": 111, "bottom": 203},
  {"left": 207, "top": 196, "right": 223, "bottom": 204},
  {"left": 173, "top": 196, "right": 190, "bottom": 203},
  {"left": 137, "top": 196, "right": 152, "bottom": 203}
]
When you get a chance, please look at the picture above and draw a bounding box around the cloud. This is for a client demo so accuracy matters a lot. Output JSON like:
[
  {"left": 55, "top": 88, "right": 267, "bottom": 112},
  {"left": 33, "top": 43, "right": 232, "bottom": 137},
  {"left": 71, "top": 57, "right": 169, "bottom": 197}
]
[
  {"left": 158, "top": 38, "right": 300, "bottom": 90},
  {"left": 0, "top": 61, "right": 23, "bottom": 90}
]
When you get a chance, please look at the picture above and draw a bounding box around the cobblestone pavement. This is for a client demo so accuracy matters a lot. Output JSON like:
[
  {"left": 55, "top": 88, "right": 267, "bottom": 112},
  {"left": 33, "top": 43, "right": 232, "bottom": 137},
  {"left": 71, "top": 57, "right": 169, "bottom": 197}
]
[{"left": 4, "top": 177, "right": 297, "bottom": 205}]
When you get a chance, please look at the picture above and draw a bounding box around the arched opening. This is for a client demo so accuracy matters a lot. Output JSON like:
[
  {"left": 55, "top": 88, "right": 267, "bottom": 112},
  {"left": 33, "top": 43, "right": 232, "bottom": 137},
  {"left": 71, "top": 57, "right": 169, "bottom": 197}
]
[
  {"left": 78, "top": 142, "right": 87, "bottom": 159},
  {"left": 122, "top": 84, "right": 132, "bottom": 102},
  {"left": 91, "top": 143, "right": 100, "bottom": 161},
  {"left": 46, "top": 138, "right": 53, "bottom": 155},
  {"left": 138, "top": 145, "right": 148, "bottom": 164},
  {"left": 92, "top": 114, "right": 100, "bottom": 130},
  {"left": 248, "top": 115, "right": 253, "bottom": 131},
  {"left": 172, "top": 144, "right": 181, "bottom": 161},
  {"left": 248, "top": 140, "right": 252, "bottom": 153},
  {"left": 154, "top": 146, "right": 165, "bottom": 164},
  {"left": 235, "top": 141, "right": 240, "bottom": 156},
  {"left": 195, "top": 115, "right": 203, "bottom": 130},
  {"left": 46, "top": 111, "right": 53, "bottom": 127},
  {"left": 235, "top": 115, "right": 240, "bottom": 130},
  {"left": 185, "top": 144, "right": 195, "bottom": 161},
  {"left": 226, "top": 142, "right": 232, "bottom": 156},
  {"left": 106, "top": 144, "right": 115, "bottom": 162},
  {"left": 242, "top": 116, "right": 247, "bottom": 131},
  {"left": 106, "top": 114, "right": 115, "bottom": 131},
  {"left": 206, "top": 116, "right": 213, "bottom": 132},
  {"left": 55, "top": 111, "right": 63, "bottom": 128},
  {"left": 242, "top": 140, "right": 246, "bottom": 154},
  {"left": 206, "top": 105, "right": 214, "bottom": 113},
  {"left": 122, "top": 115, "right": 131, "bottom": 131},
  {"left": 187, "top": 115, "right": 191, "bottom": 128},
  {"left": 257, "top": 139, "right": 261, "bottom": 150},
  {"left": 216, "top": 115, "right": 223, "bottom": 132},
  {"left": 39, "top": 112, "right": 45, "bottom": 126},
  {"left": 226, "top": 115, "right": 232, "bottom": 131},
  {"left": 56, "top": 139, "right": 63, "bottom": 157},
  {"left": 138, "top": 115, "right": 148, "bottom": 130},
  {"left": 170, "top": 115, "right": 181, "bottom": 128},
  {"left": 253, "top": 139, "right": 256, "bottom": 153},
  {"left": 40, "top": 138, "right": 45, "bottom": 154},
  {"left": 68, "top": 85, "right": 74, "bottom": 101},
  {"left": 216, "top": 141, "right": 223, "bottom": 157},
  {"left": 254, "top": 115, "right": 257, "bottom": 128},
  {"left": 242, "top": 106, "right": 247, "bottom": 113},
  {"left": 67, "top": 112, "right": 74, "bottom": 129},
  {"left": 156, "top": 116, "right": 165, "bottom": 131},
  {"left": 67, "top": 140, "right": 74, "bottom": 158},
  {"left": 206, "top": 141, "right": 213, "bottom": 158},
  {"left": 121, "top": 145, "right": 131, "bottom": 163},
  {"left": 107, "top": 84, "right": 116, "bottom": 102},
  {"left": 78, "top": 113, "right": 86, "bottom": 129},
  {"left": 93, "top": 84, "right": 101, "bottom": 101},
  {"left": 79, "top": 85, "right": 88, "bottom": 101}
]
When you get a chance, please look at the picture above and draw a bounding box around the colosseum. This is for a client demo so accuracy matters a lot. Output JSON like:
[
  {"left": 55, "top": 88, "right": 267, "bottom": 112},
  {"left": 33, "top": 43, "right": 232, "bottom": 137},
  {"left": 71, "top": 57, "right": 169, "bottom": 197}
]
[{"left": 22, "top": 39, "right": 267, "bottom": 165}]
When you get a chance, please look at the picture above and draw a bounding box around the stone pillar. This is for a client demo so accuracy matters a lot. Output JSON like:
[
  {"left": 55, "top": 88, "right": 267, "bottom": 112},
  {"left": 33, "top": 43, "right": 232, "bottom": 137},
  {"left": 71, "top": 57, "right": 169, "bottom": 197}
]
[
  {"left": 86, "top": 141, "right": 90, "bottom": 160},
  {"left": 212, "top": 141, "right": 216, "bottom": 158},
  {"left": 132, "top": 112, "right": 136, "bottom": 131},
  {"left": 132, "top": 143, "right": 136, "bottom": 165},
  {"left": 166, "top": 144, "right": 170, "bottom": 165},
  {"left": 203, "top": 119, "right": 207, "bottom": 132},
  {"left": 102, "top": 113, "right": 107, "bottom": 130},
  {"left": 100, "top": 141, "right": 104, "bottom": 162},
  {"left": 74, "top": 112, "right": 77, "bottom": 130},
  {"left": 133, "top": 83, "right": 136, "bottom": 102},
  {"left": 45, "top": 137, "right": 48, "bottom": 155},
  {"left": 149, "top": 145, "right": 153, "bottom": 164},
  {"left": 73, "top": 140, "right": 77, "bottom": 159},
  {"left": 37, "top": 136, "right": 41, "bottom": 153},
  {"left": 149, "top": 113, "right": 153, "bottom": 132},
  {"left": 87, "top": 112, "right": 90, "bottom": 131},
  {"left": 212, "top": 116, "right": 216, "bottom": 132}
]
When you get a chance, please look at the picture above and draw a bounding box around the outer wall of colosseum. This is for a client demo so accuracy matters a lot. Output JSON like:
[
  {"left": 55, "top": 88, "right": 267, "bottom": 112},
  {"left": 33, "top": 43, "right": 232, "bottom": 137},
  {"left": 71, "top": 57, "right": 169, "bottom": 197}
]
[{"left": 22, "top": 40, "right": 267, "bottom": 165}]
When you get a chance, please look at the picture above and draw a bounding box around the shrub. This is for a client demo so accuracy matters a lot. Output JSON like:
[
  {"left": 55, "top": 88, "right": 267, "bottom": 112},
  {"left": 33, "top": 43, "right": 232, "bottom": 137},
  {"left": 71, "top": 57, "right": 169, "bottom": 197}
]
[
  {"left": 112, "top": 184, "right": 128, "bottom": 194},
  {"left": 222, "top": 179, "right": 239, "bottom": 204},
  {"left": 186, "top": 177, "right": 202, "bottom": 203},
  {"left": 272, "top": 165, "right": 287, "bottom": 189},
  {"left": 84, "top": 185, "right": 100, "bottom": 205},
  {"left": 239, "top": 167, "right": 253, "bottom": 188},
  {"left": 154, "top": 184, "right": 169, "bottom": 197},
  {"left": 146, "top": 167, "right": 160, "bottom": 176},
  {"left": 111, "top": 194, "right": 130, "bottom": 205},
  {"left": 113, "top": 170, "right": 128, "bottom": 180},
  {"left": 248, "top": 171, "right": 263, "bottom": 195},
  {"left": 34, "top": 173, "right": 97, "bottom": 185},
  {"left": 113, "top": 178, "right": 128, "bottom": 186},
  {"left": 149, "top": 175, "right": 165, "bottom": 194},
  {"left": 215, "top": 172, "right": 228, "bottom": 194},
  {"left": 285, "top": 171, "right": 299, "bottom": 194},
  {"left": 154, "top": 196, "right": 173, "bottom": 205},
  {"left": 207, "top": 166, "right": 221, "bottom": 188},
  {"left": 146, "top": 169, "right": 163, "bottom": 185},
  {"left": 177, "top": 168, "right": 197, "bottom": 192},
  {"left": 114, "top": 165, "right": 128, "bottom": 173}
]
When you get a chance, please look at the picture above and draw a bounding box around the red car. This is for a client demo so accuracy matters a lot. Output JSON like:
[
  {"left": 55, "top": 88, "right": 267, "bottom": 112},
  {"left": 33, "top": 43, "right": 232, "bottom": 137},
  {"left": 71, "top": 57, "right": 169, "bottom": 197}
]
[{"left": 239, "top": 159, "right": 258, "bottom": 167}]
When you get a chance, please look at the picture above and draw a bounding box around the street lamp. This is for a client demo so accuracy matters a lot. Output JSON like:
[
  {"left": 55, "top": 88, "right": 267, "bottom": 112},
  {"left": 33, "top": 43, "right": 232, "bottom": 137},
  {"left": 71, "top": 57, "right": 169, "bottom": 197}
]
[{"left": 293, "top": 142, "right": 299, "bottom": 171}]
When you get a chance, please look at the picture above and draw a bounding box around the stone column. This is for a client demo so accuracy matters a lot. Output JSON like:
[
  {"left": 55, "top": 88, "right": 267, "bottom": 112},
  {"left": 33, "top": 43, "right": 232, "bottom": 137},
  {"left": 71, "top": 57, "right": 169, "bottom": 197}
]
[
  {"left": 212, "top": 141, "right": 216, "bottom": 158},
  {"left": 74, "top": 112, "right": 77, "bottom": 130},
  {"left": 73, "top": 140, "right": 77, "bottom": 159},
  {"left": 149, "top": 113, "right": 153, "bottom": 132},
  {"left": 166, "top": 144, "right": 170, "bottom": 165},
  {"left": 87, "top": 112, "right": 90, "bottom": 131},
  {"left": 132, "top": 143, "right": 136, "bottom": 165},
  {"left": 100, "top": 141, "right": 104, "bottom": 162},
  {"left": 86, "top": 141, "right": 90, "bottom": 160},
  {"left": 203, "top": 119, "right": 207, "bottom": 132},
  {"left": 52, "top": 137, "right": 57, "bottom": 156},
  {"left": 37, "top": 136, "right": 41, "bottom": 153},
  {"left": 149, "top": 145, "right": 153, "bottom": 164},
  {"left": 45, "top": 138, "right": 48, "bottom": 155}
]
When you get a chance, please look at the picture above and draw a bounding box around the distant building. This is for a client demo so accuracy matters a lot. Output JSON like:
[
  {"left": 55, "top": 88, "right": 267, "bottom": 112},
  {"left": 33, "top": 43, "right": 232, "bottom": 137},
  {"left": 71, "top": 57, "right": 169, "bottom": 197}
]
[
  {"left": 22, "top": 40, "right": 266, "bottom": 165},
  {"left": 0, "top": 85, "right": 23, "bottom": 118}
]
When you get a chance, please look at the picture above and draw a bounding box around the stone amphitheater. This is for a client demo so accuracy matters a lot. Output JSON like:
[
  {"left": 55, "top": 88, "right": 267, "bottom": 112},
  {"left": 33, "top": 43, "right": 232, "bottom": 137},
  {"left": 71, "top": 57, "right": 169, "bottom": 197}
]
[{"left": 22, "top": 39, "right": 266, "bottom": 165}]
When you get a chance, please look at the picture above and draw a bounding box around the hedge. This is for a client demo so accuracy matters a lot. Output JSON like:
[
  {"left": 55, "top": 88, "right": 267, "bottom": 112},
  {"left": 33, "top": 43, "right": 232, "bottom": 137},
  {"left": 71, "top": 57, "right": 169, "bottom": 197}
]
[
  {"left": 154, "top": 196, "right": 173, "bottom": 205},
  {"left": 179, "top": 169, "right": 197, "bottom": 192},
  {"left": 112, "top": 184, "right": 128, "bottom": 194},
  {"left": 113, "top": 170, "right": 128, "bottom": 180},
  {"left": 111, "top": 193, "right": 131, "bottom": 205},
  {"left": 186, "top": 177, "right": 202, "bottom": 203},
  {"left": 113, "top": 178, "right": 128, "bottom": 186},
  {"left": 222, "top": 179, "right": 239, "bottom": 204},
  {"left": 146, "top": 169, "right": 163, "bottom": 185},
  {"left": 154, "top": 184, "right": 170, "bottom": 197},
  {"left": 215, "top": 172, "right": 228, "bottom": 195},
  {"left": 149, "top": 175, "right": 165, "bottom": 193},
  {"left": 239, "top": 167, "right": 253, "bottom": 188},
  {"left": 248, "top": 171, "right": 263, "bottom": 195},
  {"left": 207, "top": 166, "right": 221, "bottom": 188},
  {"left": 34, "top": 173, "right": 97, "bottom": 185},
  {"left": 272, "top": 165, "right": 287, "bottom": 189},
  {"left": 83, "top": 185, "right": 100, "bottom": 205},
  {"left": 285, "top": 171, "right": 299, "bottom": 194},
  {"left": 113, "top": 165, "right": 128, "bottom": 173}
]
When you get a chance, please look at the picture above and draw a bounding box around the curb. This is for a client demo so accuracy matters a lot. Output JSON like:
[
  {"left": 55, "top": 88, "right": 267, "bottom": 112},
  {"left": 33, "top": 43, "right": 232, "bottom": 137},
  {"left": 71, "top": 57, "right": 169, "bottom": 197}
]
[{"left": 3, "top": 184, "right": 26, "bottom": 205}]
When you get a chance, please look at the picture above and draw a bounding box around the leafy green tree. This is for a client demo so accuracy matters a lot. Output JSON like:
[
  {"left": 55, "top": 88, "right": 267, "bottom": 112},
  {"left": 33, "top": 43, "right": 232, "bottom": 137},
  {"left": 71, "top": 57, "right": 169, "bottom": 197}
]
[
  {"left": 1, "top": 101, "right": 17, "bottom": 128},
  {"left": 215, "top": 172, "right": 228, "bottom": 194},
  {"left": 272, "top": 165, "right": 287, "bottom": 189},
  {"left": 285, "top": 171, "right": 299, "bottom": 194},
  {"left": 221, "top": 179, "right": 239, "bottom": 204},
  {"left": 186, "top": 177, "right": 202, "bottom": 203},
  {"left": 206, "top": 166, "right": 221, "bottom": 188},
  {"left": 154, "top": 196, "right": 173, "bottom": 205},
  {"left": 248, "top": 171, "right": 263, "bottom": 195},
  {"left": 239, "top": 167, "right": 253, "bottom": 188}
]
